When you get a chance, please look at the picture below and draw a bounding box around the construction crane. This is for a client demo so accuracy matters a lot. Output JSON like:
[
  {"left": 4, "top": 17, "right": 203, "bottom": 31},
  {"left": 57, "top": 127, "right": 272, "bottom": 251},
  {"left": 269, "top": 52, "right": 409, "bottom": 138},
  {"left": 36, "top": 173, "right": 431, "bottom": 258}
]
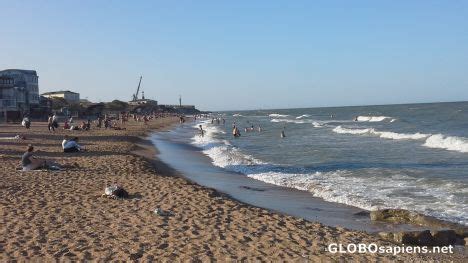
[{"left": 132, "top": 76, "right": 143, "bottom": 101}]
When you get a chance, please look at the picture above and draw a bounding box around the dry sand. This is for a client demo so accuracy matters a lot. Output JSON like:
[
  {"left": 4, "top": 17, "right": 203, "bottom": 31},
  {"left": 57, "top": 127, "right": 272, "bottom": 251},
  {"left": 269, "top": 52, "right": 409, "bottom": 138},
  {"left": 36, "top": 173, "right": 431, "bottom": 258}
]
[{"left": 0, "top": 117, "right": 465, "bottom": 261}]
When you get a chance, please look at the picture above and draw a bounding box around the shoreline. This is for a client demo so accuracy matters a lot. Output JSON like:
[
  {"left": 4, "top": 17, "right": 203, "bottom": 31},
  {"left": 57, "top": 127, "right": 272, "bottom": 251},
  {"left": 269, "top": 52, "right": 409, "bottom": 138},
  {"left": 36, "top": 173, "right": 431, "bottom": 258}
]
[{"left": 1, "top": 119, "right": 465, "bottom": 261}]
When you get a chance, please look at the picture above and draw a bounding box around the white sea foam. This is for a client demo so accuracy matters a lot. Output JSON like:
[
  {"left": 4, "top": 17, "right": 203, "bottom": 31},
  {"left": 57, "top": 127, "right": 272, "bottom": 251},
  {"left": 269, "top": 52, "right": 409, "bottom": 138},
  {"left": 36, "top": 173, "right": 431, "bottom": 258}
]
[
  {"left": 270, "top": 118, "right": 308, "bottom": 124},
  {"left": 312, "top": 121, "right": 324, "bottom": 128},
  {"left": 375, "top": 131, "right": 430, "bottom": 140},
  {"left": 333, "top": 126, "right": 430, "bottom": 140},
  {"left": 269, "top": 113, "right": 290, "bottom": 118},
  {"left": 248, "top": 170, "right": 467, "bottom": 225},
  {"left": 356, "top": 116, "right": 395, "bottom": 122},
  {"left": 333, "top": 126, "right": 374, "bottom": 135},
  {"left": 190, "top": 121, "right": 467, "bottom": 225},
  {"left": 191, "top": 121, "right": 264, "bottom": 173},
  {"left": 296, "top": 114, "right": 310, "bottom": 119},
  {"left": 232, "top": 114, "right": 243, "bottom": 117},
  {"left": 423, "top": 134, "right": 468, "bottom": 153}
]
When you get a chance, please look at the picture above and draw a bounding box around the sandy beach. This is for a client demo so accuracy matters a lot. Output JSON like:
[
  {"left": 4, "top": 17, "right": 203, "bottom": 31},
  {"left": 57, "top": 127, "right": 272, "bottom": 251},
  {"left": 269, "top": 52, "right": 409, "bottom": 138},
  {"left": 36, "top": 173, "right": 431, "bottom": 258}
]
[{"left": 1, "top": 118, "right": 465, "bottom": 261}]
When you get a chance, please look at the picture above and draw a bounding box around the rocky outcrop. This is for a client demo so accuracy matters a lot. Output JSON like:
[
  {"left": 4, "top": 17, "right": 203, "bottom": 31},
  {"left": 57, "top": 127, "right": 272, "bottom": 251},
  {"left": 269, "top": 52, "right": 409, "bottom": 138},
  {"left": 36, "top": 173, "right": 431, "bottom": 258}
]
[{"left": 372, "top": 209, "right": 468, "bottom": 246}]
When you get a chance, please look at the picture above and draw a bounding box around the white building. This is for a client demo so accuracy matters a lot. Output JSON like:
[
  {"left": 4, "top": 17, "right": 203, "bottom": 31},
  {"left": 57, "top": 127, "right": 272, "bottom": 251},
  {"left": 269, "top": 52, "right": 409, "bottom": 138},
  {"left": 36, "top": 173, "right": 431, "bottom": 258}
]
[{"left": 42, "top": 90, "right": 80, "bottom": 103}]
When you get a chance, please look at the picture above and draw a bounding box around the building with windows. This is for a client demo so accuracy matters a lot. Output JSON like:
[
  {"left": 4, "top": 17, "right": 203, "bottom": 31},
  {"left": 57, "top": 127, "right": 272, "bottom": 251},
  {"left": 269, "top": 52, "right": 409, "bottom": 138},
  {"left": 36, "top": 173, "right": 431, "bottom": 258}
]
[
  {"left": 42, "top": 90, "right": 80, "bottom": 103},
  {"left": 0, "top": 69, "right": 40, "bottom": 120}
]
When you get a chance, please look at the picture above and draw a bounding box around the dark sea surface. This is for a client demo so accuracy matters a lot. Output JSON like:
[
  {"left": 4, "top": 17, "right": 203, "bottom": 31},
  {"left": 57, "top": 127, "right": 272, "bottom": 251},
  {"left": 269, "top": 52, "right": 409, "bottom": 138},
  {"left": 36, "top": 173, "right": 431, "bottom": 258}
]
[{"left": 189, "top": 102, "right": 468, "bottom": 225}]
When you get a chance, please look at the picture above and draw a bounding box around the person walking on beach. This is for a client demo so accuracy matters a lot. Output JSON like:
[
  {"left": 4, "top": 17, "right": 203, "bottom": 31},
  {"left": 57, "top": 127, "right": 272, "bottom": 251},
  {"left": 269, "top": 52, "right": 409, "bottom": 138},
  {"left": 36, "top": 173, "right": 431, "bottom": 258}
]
[
  {"left": 22, "top": 116, "right": 31, "bottom": 129},
  {"left": 47, "top": 115, "right": 55, "bottom": 132},
  {"left": 52, "top": 113, "right": 59, "bottom": 129}
]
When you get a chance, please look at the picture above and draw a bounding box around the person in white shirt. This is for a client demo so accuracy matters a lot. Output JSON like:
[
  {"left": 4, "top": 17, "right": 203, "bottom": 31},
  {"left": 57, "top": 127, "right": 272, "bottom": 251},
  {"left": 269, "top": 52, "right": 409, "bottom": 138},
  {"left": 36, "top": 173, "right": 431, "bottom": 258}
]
[{"left": 62, "top": 135, "right": 84, "bottom": 153}]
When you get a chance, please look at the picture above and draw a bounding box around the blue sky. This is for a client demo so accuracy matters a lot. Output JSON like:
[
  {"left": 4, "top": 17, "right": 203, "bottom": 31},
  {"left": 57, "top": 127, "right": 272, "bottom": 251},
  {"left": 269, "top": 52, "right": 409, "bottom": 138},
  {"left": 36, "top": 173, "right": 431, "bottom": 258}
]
[{"left": 1, "top": 0, "right": 467, "bottom": 111}]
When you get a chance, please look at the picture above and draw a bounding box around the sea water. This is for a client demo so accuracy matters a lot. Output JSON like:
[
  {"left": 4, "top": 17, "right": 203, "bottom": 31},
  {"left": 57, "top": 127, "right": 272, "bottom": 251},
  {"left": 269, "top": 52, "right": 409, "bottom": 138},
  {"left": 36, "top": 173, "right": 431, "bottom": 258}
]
[{"left": 190, "top": 101, "right": 468, "bottom": 225}]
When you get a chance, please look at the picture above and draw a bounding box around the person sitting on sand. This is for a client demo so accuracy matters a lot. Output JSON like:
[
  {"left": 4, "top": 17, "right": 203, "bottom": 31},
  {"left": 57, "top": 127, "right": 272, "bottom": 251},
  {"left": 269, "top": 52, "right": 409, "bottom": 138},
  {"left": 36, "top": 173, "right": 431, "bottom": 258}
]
[
  {"left": 21, "top": 145, "right": 59, "bottom": 171},
  {"left": 63, "top": 120, "right": 70, "bottom": 129},
  {"left": 62, "top": 136, "right": 84, "bottom": 152}
]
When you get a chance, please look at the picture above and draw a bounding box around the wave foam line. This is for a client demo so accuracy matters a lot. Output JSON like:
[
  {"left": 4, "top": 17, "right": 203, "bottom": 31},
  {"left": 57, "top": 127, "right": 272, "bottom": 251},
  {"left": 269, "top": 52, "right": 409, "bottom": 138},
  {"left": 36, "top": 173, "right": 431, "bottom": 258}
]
[
  {"left": 333, "top": 126, "right": 468, "bottom": 153},
  {"left": 357, "top": 116, "right": 396, "bottom": 122},
  {"left": 423, "top": 134, "right": 468, "bottom": 153},
  {"left": 333, "top": 126, "right": 430, "bottom": 140},
  {"left": 269, "top": 113, "right": 290, "bottom": 118},
  {"left": 247, "top": 171, "right": 467, "bottom": 225}
]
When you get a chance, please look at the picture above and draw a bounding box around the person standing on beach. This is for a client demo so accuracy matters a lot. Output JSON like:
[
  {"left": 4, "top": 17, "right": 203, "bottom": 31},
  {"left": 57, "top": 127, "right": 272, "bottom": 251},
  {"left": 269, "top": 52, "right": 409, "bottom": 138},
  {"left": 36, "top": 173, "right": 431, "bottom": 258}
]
[
  {"left": 47, "top": 115, "right": 55, "bottom": 132},
  {"left": 22, "top": 116, "right": 31, "bottom": 129},
  {"left": 52, "top": 113, "right": 59, "bottom": 129}
]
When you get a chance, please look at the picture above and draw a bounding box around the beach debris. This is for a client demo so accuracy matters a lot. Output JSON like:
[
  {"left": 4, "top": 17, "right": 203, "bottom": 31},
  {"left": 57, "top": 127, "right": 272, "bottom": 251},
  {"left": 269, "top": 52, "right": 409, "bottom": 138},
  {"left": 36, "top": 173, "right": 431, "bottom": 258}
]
[
  {"left": 154, "top": 207, "right": 173, "bottom": 216},
  {"left": 102, "top": 184, "right": 129, "bottom": 199}
]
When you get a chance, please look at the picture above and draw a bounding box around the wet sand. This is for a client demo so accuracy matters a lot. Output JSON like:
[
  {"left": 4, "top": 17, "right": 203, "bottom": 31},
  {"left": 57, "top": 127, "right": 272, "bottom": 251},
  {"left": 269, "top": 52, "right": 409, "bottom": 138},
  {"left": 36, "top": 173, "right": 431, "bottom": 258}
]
[{"left": 0, "top": 118, "right": 465, "bottom": 261}]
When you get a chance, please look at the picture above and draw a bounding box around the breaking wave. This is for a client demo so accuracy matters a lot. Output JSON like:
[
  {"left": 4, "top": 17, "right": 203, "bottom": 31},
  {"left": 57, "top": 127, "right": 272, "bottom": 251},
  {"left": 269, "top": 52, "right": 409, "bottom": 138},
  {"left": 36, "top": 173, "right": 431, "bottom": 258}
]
[
  {"left": 190, "top": 121, "right": 467, "bottom": 225},
  {"left": 296, "top": 114, "right": 311, "bottom": 119},
  {"left": 423, "top": 134, "right": 468, "bottom": 153},
  {"left": 333, "top": 126, "right": 430, "bottom": 140},
  {"left": 332, "top": 126, "right": 468, "bottom": 153},
  {"left": 269, "top": 113, "right": 290, "bottom": 118},
  {"left": 356, "top": 116, "right": 396, "bottom": 122}
]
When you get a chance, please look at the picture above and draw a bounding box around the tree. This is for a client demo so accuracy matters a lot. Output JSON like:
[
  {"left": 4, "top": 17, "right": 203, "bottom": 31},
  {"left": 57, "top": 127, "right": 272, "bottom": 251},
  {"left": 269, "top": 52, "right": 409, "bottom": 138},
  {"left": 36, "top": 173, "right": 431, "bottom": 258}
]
[
  {"left": 50, "top": 97, "right": 68, "bottom": 111},
  {"left": 105, "top": 100, "right": 128, "bottom": 111}
]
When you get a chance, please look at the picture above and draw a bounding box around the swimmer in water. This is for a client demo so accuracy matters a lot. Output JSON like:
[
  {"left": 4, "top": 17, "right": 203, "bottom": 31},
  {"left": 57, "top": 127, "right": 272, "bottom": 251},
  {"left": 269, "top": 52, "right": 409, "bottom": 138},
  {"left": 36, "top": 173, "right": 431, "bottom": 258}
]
[
  {"left": 199, "top": 125, "right": 204, "bottom": 137},
  {"left": 233, "top": 126, "right": 241, "bottom": 137},
  {"left": 281, "top": 129, "right": 286, "bottom": 138}
]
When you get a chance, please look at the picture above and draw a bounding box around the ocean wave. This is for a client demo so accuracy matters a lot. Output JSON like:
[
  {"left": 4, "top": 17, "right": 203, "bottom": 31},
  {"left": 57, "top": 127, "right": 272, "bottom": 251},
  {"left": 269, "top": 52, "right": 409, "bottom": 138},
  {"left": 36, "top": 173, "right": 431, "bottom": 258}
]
[
  {"left": 423, "top": 134, "right": 468, "bottom": 153},
  {"left": 312, "top": 121, "right": 324, "bottom": 128},
  {"left": 190, "top": 121, "right": 467, "bottom": 225},
  {"left": 296, "top": 114, "right": 311, "bottom": 119},
  {"left": 248, "top": 170, "right": 467, "bottom": 225},
  {"left": 376, "top": 131, "right": 429, "bottom": 140},
  {"left": 356, "top": 116, "right": 396, "bottom": 122},
  {"left": 232, "top": 114, "right": 243, "bottom": 117},
  {"left": 333, "top": 126, "right": 430, "bottom": 140},
  {"left": 269, "top": 113, "right": 290, "bottom": 118},
  {"left": 270, "top": 118, "right": 308, "bottom": 124},
  {"left": 332, "top": 126, "right": 468, "bottom": 154},
  {"left": 333, "top": 126, "right": 374, "bottom": 135},
  {"left": 191, "top": 121, "right": 265, "bottom": 173}
]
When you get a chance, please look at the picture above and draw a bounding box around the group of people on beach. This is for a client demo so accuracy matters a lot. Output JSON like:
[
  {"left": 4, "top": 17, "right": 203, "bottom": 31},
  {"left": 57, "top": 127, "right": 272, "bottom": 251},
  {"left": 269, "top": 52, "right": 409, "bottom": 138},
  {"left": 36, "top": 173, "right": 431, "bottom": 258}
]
[{"left": 18, "top": 111, "right": 180, "bottom": 171}]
